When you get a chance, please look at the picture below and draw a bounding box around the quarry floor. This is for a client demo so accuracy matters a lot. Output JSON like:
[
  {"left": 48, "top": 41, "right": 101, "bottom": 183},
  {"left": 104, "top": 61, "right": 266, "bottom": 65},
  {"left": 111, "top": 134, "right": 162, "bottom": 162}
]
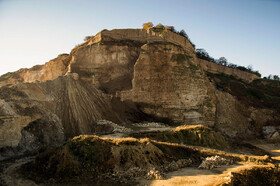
[
  {"left": 138, "top": 140, "right": 280, "bottom": 186},
  {"left": 0, "top": 123, "right": 279, "bottom": 186},
  {"left": 138, "top": 163, "right": 249, "bottom": 186}
]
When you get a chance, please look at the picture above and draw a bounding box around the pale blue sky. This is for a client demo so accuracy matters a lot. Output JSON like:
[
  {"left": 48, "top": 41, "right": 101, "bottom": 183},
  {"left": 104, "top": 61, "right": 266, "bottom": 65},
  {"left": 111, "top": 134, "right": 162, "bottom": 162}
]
[{"left": 0, "top": 0, "right": 279, "bottom": 77}]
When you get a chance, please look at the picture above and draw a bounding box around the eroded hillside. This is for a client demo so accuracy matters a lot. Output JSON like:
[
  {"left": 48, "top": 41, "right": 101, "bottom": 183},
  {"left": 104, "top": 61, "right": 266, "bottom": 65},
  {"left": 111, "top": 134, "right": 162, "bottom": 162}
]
[{"left": 0, "top": 28, "right": 279, "bottom": 163}]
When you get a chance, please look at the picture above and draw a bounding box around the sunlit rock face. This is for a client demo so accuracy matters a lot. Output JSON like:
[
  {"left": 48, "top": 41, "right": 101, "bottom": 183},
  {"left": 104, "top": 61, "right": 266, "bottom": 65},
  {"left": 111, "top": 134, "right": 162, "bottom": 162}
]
[
  {"left": 120, "top": 43, "right": 216, "bottom": 125},
  {"left": 66, "top": 29, "right": 216, "bottom": 125},
  {"left": 0, "top": 54, "right": 70, "bottom": 87},
  {"left": 0, "top": 29, "right": 279, "bottom": 160}
]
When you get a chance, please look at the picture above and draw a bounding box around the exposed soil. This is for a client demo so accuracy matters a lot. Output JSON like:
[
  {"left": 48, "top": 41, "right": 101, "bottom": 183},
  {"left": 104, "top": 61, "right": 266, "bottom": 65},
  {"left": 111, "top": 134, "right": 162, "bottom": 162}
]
[
  {"left": 1, "top": 129, "right": 279, "bottom": 186},
  {"left": 137, "top": 140, "right": 280, "bottom": 186},
  {"left": 138, "top": 164, "right": 244, "bottom": 186}
]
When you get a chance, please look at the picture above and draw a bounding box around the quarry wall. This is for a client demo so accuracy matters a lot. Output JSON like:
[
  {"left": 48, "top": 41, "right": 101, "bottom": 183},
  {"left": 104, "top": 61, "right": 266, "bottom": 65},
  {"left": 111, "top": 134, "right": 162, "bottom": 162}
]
[
  {"left": 197, "top": 58, "right": 260, "bottom": 82},
  {"left": 92, "top": 29, "right": 260, "bottom": 83},
  {"left": 91, "top": 29, "right": 196, "bottom": 57}
]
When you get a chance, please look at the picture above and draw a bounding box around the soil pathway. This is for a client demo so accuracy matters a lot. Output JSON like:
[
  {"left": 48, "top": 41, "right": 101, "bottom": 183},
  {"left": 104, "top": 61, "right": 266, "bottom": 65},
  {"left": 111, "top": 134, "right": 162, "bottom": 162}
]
[{"left": 137, "top": 164, "right": 256, "bottom": 186}]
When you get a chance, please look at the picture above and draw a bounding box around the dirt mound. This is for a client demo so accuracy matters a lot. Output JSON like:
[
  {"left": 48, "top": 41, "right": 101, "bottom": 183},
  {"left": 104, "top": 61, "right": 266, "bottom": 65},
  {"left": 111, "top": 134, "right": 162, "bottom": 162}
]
[
  {"left": 226, "top": 165, "right": 280, "bottom": 185},
  {"left": 131, "top": 125, "right": 231, "bottom": 151},
  {"left": 0, "top": 74, "right": 123, "bottom": 160},
  {"left": 20, "top": 135, "right": 271, "bottom": 184},
  {"left": 198, "top": 155, "right": 232, "bottom": 169}
]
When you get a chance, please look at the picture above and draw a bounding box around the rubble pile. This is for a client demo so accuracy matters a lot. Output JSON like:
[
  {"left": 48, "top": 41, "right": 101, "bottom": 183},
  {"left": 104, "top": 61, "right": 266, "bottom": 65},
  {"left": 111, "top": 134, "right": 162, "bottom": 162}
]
[
  {"left": 102, "top": 159, "right": 192, "bottom": 182},
  {"left": 163, "top": 159, "right": 193, "bottom": 171},
  {"left": 146, "top": 168, "right": 164, "bottom": 180},
  {"left": 198, "top": 155, "right": 232, "bottom": 169},
  {"left": 97, "top": 120, "right": 132, "bottom": 133},
  {"left": 132, "top": 122, "right": 167, "bottom": 128}
]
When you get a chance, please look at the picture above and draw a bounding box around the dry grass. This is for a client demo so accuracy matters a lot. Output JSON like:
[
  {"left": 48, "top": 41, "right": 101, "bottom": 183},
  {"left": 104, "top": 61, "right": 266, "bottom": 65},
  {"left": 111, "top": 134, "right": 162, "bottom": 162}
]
[{"left": 131, "top": 125, "right": 231, "bottom": 151}]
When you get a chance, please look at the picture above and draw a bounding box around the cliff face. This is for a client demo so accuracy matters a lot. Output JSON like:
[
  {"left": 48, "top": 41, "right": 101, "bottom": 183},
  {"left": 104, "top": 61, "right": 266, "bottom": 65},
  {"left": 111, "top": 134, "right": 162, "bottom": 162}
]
[
  {"left": 120, "top": 43, "right": 216, "bottom": 125},
  {"left": 197, "top": 59, "right": 260, "bottom": 83},
  {"left": 69, "top": 41, "right": 141, "bottom": 93},
  {"left": 67, "top": 30, "right": 216, "bottom": 125},
  {"left": 0, "top": 28, "right": 279, "bottom": 159}
]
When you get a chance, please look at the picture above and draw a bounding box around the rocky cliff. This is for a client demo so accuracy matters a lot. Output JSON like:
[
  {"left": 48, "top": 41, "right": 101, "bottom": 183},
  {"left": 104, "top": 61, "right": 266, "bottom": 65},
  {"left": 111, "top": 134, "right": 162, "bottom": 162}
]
[
  {"left": 197, "top": 58, "right": 260, "bottom": 83},
  {"left": 0, "top": 28, "right": 279, "bottom": 160},
  {"left": 0, "top": 54, "right": 70, "bottom": 87},
  {"left": 67, "top": 29, "right": 217, "bottom": 126},
  {"left": 120, "top": 43, "right": 216, "bottom": 125}
]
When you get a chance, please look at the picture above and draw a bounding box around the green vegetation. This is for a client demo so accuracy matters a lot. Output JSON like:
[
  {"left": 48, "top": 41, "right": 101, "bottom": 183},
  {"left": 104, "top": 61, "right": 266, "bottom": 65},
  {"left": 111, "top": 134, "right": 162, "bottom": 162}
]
[
  {"left": 143, "top": 22, "right": 166, "bottom": 34},
  {"left": 142, "top": 22, "right": 153, "bottom": 29},
  {"left": 196, "top": 48, "right": 262, "bottom": 77},
  {"left": 251, "top": 78, "right": 280, "bottom": 97},
  {"left": 207, "top": 72, "right": 280, "bottom": 109},
  {"left": 151, "top": 23, "right": 167, "bottom": 34},
  {"left": 142, "top": 22, "right": 196, "bottom": 47},
  {"left": 264, "top": 74, "right": 280, "bottom": 81}
]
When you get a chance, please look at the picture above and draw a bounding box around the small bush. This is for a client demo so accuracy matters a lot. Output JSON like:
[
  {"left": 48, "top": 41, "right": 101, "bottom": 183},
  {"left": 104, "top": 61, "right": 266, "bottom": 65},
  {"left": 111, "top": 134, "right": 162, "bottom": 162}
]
[
  {"left": 57, "top": 53, "right": 69, "bottom": 58},
  {"left": 142, "top": 22, "right": 154, "bottom": 29}
]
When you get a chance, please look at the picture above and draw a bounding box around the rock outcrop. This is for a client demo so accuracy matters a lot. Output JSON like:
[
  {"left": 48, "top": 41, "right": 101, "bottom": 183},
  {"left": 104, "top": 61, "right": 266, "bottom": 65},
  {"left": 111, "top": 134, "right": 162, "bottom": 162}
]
[
  {"left": 65, "top": 29, "right": 218, "bottom": 125},
  {"left": 0, "top": 54, "right": 69, "bottom": 87},
  {"left": 0, "top": 28, "right": 279, "bottom": 160},
  {"left": 120, "top": 43, "right": 216, "bottom": 125}
]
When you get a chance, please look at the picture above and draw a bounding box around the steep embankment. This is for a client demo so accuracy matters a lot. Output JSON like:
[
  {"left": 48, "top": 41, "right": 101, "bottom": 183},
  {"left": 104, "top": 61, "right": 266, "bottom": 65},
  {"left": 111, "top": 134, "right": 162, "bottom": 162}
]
[
  {"left": 0, "top": 74, "right": 121, "bottom": 160},
  {"left": 208, "top": 73, "right": 280, "bottom": 139}
]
